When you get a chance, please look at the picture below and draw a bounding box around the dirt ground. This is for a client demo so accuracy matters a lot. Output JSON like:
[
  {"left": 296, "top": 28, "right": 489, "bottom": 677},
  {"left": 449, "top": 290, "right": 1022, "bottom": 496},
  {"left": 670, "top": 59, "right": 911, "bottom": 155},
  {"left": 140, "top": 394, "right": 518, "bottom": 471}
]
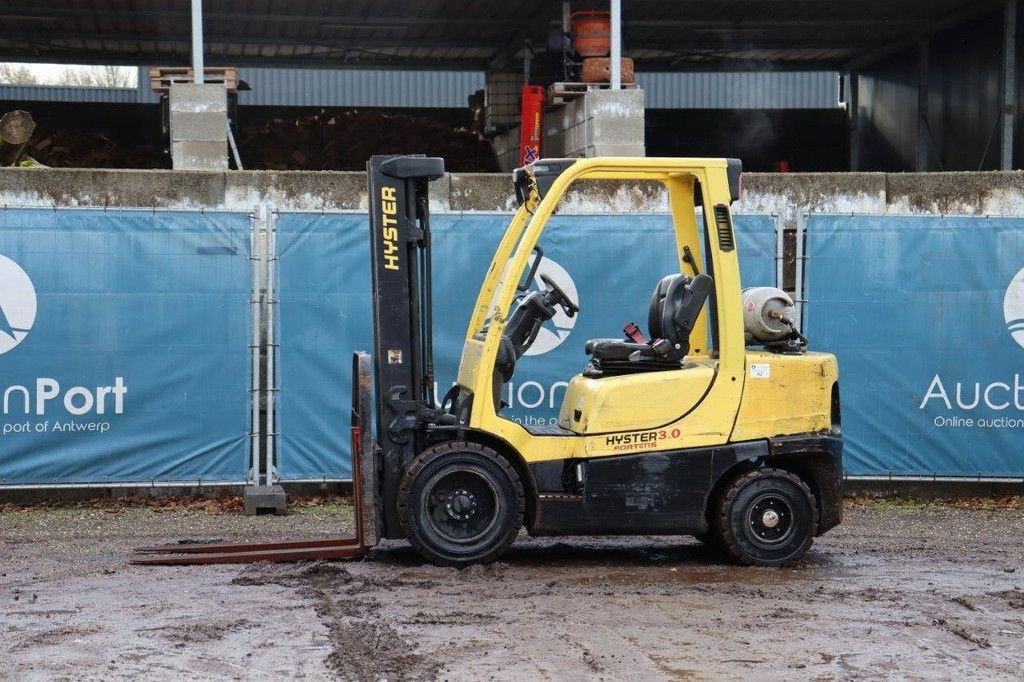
[{"left": 2, "top": 500, "right": 1023, "bottom": 681}]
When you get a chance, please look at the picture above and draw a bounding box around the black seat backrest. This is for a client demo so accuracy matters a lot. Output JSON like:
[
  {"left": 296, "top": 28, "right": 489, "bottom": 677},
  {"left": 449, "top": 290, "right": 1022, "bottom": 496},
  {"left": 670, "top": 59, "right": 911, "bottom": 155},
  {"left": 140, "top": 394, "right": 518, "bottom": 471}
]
[
  {"left": 648, "top": 275, "right": 677, "bottom": 339},
  {"left": 647, "top": 273, "right": 713, "bottom": 346}
]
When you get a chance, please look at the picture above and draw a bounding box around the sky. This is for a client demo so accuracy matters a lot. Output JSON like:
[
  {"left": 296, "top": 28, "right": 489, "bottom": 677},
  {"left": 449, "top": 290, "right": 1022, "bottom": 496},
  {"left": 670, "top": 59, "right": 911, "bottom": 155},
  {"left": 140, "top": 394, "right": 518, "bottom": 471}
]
[{"left": 0, "top": 62, "right": 138, "bottom": 87}]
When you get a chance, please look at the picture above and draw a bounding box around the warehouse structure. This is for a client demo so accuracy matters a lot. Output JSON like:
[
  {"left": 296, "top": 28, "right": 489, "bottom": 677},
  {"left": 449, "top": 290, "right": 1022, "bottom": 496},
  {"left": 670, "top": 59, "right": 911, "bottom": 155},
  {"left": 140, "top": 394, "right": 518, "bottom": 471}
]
[
  {"left": 0, "top": 0, "right": 1019, "bottom": 172},
  {"left": 3, "top": 2, "right": 1024, "bottom": 494}
]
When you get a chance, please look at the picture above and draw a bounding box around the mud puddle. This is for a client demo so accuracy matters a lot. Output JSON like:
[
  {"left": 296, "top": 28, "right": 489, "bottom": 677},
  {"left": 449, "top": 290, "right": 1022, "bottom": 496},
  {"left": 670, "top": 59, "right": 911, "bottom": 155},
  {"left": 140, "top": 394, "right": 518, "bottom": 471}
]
[{"left": 1, "top": 505, "right": 1023, "bottom": 679}]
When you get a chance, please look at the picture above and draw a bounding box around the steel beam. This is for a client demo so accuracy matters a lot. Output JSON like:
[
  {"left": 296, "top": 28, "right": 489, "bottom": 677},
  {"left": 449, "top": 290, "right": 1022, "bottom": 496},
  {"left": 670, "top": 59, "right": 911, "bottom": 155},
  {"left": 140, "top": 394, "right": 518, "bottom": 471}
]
[
  {"left": 1003, "top": 0, "right": 1018, "bottom": 170},
  {"left": 916, "top": 38, "right": 929, "bottom": 172},
  {"left": 191, "top": 0, "right": 203, "bottom": 83},
  {"left": 611, "top": 0, "right": 623, "bottom": 90},
  {"left": 848, "top": 72, "right": 860, "bottom": 171}
]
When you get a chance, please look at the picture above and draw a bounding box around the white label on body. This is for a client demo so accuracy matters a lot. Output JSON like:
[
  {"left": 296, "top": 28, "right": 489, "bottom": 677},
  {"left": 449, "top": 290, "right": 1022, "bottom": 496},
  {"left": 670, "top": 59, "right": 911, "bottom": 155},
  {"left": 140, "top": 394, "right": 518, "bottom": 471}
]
[{"left": 750, "top": 363, "right": 771, "bottom": 379}]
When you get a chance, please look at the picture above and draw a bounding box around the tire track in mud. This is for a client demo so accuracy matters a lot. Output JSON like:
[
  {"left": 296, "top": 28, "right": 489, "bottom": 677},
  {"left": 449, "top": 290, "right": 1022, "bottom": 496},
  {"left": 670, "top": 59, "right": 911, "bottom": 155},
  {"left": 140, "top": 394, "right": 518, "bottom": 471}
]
[{"left": 232, "top": 562, "right": 440, "bottom": 681}]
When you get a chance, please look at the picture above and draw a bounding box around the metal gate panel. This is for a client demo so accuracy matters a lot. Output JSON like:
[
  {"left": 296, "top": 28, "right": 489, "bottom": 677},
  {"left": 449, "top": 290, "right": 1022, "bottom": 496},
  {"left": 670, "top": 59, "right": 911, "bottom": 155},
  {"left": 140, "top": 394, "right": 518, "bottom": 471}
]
[
  {"left": 0, "top": 208, "right": 252, "bottom": 486},
  {"left": 805, "top": 214, "right": 1024, "bottom": 478},
  {"left": 275, "top": 211, "right": 779, "bottom": 480}
]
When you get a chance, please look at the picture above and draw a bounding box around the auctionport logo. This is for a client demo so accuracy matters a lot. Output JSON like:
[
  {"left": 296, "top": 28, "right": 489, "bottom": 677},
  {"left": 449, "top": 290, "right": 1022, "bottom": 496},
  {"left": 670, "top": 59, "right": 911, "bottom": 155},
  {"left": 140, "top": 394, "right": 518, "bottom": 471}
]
[
  {"left": 1005, "top": 267, "right": 1024, "bottom": 350},
  {"left": 921, "top": 267, "right": 1024, "bottom": 428},
  {"left": 523, "top": 255, "right": 579, "bottom": 357},
  {"left": 0, "top": 254, "right": 37, "bottom": 356}
]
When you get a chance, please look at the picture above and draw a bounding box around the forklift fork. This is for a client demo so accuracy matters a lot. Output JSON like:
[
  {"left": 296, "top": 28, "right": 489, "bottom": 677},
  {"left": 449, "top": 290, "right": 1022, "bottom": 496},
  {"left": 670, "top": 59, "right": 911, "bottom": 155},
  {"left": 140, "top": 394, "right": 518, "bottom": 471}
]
[{"left": 131, "top": 353, "right": 379, "bottom": 565}]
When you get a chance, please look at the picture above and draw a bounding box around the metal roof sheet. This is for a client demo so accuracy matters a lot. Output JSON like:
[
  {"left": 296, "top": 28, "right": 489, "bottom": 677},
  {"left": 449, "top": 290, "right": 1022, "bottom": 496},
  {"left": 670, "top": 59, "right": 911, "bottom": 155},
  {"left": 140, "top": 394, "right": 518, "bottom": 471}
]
[
  {"left": 639, "top": 71, "right": 841, "bottom": 109},
  {"left": 1, "top": 68, "right": 839, "bottom": 111}
]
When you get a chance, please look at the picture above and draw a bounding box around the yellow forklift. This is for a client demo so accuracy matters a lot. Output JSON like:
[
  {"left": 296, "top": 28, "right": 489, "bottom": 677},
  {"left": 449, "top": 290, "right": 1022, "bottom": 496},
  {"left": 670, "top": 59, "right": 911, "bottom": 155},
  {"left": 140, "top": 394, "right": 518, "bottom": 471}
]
[
  {"left": 134, "top": 154, "right": 842, "bottom": 568},
  {"left": 361, "top": 154, "right": 842, "bottom": 568}
]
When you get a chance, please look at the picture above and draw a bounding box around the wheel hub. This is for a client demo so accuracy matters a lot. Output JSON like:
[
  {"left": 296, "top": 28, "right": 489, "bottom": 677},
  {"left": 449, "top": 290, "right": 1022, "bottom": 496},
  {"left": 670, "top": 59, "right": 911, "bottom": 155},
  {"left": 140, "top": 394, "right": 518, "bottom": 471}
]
[
  {"left": 746, "top": 493, "right": 794, "bottom": 547},
  {"left": 421, "top": 467, "right": 500, "bottom": 545},
  {"left": 445, "top": 489, "right": 478, "bottom": 521}
]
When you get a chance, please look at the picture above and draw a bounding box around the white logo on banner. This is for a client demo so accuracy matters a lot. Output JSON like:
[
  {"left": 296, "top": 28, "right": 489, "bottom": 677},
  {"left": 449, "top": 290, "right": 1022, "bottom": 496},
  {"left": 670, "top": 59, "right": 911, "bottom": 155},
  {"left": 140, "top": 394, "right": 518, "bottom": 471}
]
[
  {"left": 1005, "top": 267, "right": 1024, "bottom": 350},
  {"left": 0, "top": 254, "right": 37, "bottom": 356},
  {"left": 523, "top": 256, "right": 579, "bottom": 357},
  {"left": 920, "top": 266, "right": 1024, "bottom": 429}
]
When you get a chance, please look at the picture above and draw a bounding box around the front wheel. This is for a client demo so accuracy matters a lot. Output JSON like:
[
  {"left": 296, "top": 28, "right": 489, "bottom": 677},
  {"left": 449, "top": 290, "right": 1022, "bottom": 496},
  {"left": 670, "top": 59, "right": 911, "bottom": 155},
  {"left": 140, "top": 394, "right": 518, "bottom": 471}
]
[
  {"left": 715, "top": 468, "right": 818, "bottom": 567},
  {"left": 398, "top": 441, "right": 524, "bottom": 567}
]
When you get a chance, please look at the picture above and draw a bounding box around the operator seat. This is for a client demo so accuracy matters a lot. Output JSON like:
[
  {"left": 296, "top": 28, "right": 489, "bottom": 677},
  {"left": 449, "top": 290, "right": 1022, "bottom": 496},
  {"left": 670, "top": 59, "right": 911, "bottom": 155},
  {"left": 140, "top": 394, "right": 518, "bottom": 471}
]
[{"left": 584, "top": 273, "right": 713, "bottom": 376}]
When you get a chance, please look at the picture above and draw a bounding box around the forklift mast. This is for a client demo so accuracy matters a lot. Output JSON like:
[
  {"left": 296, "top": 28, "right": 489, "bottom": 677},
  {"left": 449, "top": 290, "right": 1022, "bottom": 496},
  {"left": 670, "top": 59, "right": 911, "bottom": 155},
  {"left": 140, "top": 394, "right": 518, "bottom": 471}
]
[{"left": 366, "top": 154, "right": 446, "bottom": 538}]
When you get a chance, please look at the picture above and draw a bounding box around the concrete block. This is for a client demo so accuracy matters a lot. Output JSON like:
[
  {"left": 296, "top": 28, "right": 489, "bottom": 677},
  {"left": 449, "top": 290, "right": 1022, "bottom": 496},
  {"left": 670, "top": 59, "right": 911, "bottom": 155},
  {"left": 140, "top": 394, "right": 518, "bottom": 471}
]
[
  {"left": 169, "top": 83, "right": 229, "bottom": 170},
  {"left": 171, "top": 140, "right": 228, "bottom": 171},
  {"left": 169, "top": 111, "right": 227, "bottom": 141},
  {"left": 169, "top": 83, "right": 228, "bottom": 113},
  {"left": 541, "top": 88, "right": 646, "bottom": 161},
  {"left": 543, "top": 130, "right": 566, "bottom": 158},
  {"left": 588, "top": 115, "right": 645, "bottom": 142},
  {"left": 584, "top": 88, "right": 645, "bottom": 116},
  {"left": 244, "top": 484, "right": 287, "bottom": 515}
]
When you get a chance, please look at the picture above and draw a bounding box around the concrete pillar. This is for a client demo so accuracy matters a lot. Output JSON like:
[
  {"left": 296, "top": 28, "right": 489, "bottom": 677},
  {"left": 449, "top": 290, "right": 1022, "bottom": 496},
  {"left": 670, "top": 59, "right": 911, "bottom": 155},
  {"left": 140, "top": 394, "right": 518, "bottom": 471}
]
[
  {"left": 169, "top": 82, "right": 228, "bottom": 170},
  {"left": 1003, "top": 0, "right": 1017, "bottom": 170}
]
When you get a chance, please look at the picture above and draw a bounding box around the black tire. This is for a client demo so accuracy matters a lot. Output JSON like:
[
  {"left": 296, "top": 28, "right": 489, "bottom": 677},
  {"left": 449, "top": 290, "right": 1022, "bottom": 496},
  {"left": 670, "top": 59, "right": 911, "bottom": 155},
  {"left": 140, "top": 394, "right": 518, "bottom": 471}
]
[
  {"left": 398, "top": 441, "right": 524, "bottom": 567},
  {"left": 715, "top": 468, "right": 818, "bottom": 567}
]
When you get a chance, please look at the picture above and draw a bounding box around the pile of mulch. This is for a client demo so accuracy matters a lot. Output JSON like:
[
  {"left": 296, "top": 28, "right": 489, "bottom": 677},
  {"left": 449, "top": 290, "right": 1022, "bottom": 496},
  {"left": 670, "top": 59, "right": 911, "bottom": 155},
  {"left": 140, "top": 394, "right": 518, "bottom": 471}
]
[
  {"left": 22, "top": 108, "right": 497, "bottom": 171},
  {"left": 236, "top": 108, "right": 498, "bottom": 172},
  {"left": 27, "top": 127, "right": 167, "bottom": 168}
]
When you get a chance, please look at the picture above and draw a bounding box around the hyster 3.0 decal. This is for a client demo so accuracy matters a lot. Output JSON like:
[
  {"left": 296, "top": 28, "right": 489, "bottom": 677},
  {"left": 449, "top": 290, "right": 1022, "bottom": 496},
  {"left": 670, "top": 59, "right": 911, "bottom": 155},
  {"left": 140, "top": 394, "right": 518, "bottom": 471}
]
[{"left": 605, "top": 428, "right": 681, "bottom": 452}]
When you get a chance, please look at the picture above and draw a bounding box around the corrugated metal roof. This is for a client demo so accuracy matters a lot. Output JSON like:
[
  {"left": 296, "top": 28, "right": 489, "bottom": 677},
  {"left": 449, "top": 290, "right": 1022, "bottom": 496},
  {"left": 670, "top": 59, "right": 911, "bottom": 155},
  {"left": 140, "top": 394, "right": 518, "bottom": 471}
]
[
  {"left": 1, "top": 68, "right": 840, "bottom": 110},
  {"left": 0, "top": 67, "right": 483, "bottom": 108},
  {"left": 238, "top": 68, "right": 484, "bottom": 108},
  {"left": 0, "top": 84, "right": 148, "bottom": 103},
  {"left": 639, "top": 71, "right": 841, "bottom": 109}
]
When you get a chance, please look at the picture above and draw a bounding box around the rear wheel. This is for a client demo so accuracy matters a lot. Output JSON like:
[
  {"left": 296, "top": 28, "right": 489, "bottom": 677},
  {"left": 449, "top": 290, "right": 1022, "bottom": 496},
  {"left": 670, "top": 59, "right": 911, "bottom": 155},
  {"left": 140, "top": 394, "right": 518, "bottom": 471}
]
[
  {"left": 398, "top": 441, "right": 524, "bottom": 567},
  {"left": 715, "top": 468, "right": 817, "bottom": 567}
]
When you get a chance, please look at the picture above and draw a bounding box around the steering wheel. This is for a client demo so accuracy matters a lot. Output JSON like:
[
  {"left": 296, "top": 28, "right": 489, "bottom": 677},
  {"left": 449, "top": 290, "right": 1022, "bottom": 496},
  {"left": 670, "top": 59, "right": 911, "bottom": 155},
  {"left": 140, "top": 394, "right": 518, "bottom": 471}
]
[{"left": 540, "top": 273, "right": 580, "bottom": 317}]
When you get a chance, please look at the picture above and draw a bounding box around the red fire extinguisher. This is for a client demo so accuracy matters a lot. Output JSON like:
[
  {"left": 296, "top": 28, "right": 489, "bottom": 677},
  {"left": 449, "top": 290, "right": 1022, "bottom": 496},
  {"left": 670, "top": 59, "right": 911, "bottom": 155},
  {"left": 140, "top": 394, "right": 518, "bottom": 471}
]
[{"left": 519, "top": 85, "right": 545, "bottom": 166}]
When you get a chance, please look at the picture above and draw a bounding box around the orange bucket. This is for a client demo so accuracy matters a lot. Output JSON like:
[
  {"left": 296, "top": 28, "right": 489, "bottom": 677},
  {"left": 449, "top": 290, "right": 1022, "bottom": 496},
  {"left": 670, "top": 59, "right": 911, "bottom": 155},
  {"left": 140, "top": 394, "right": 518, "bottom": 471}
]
[{"left": 571, "top": 10, "right": 611, "bottom": 57}]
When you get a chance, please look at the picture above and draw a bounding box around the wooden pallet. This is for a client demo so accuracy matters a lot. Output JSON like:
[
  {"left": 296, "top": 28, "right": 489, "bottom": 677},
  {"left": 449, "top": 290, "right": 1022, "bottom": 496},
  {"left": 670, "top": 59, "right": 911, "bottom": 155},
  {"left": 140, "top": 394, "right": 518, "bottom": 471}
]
[
  {"left": 547, "top": 81, "right": 638, "bottom": 104},
  {"left": 149, "top": 67, "right": 240, "bottom": 93}
]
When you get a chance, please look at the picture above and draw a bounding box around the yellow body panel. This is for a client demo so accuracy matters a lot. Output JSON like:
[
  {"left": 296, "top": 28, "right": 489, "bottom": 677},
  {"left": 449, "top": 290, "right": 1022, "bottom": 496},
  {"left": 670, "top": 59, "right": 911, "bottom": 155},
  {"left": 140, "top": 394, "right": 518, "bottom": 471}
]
[
  {"left": 450, "top": 156, "right": 833, "bottom": 466},
  {"left": 731, "top": 351, "right": 837, "bottom": 441},
  {"left": 557, "top": 361, "right": 715, "bottom": 434}
]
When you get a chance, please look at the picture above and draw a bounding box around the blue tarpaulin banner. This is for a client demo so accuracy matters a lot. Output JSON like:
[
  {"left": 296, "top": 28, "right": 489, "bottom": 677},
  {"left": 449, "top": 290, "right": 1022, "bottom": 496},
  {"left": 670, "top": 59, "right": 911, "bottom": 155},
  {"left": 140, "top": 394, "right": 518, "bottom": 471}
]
[
  {"left": 805, "top": 214, "right": 1024, "bottom": 477},
  {"left": 0, "top": 209, "right": 251, "bottom": 484},
  {"left": 277, "top": 211, "right": 777, "bottom": 479}
]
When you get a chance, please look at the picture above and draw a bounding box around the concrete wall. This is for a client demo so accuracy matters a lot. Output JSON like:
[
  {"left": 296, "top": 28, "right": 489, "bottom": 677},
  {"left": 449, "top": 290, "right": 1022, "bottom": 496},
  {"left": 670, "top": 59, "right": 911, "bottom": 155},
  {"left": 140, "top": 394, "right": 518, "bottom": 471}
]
[{"left": 4, "top": 168, "right": 1024, "bottom": 225}]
